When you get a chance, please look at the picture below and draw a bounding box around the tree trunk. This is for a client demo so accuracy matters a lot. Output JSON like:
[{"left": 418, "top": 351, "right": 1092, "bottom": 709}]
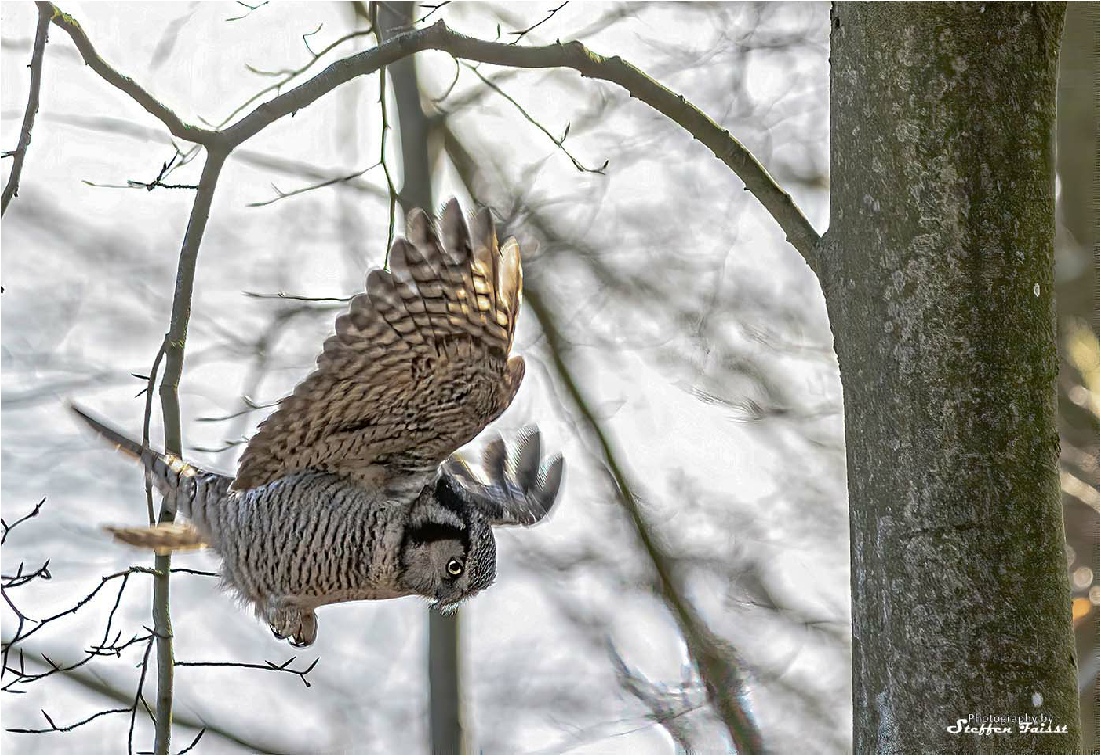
[
  {"left": 821, "top": 4, "right": 1080, "bottom": 752},
  {"left": 376, "top": 3, "right": 465, "bottom": 754}
]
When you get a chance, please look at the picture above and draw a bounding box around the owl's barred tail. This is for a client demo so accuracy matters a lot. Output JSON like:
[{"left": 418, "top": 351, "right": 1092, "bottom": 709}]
[
  {"left": 67, "top": 403, "right": 225, "bottom": 525},
  {"left": 68, "top": 403, "right": 199, "bottom": 494}
]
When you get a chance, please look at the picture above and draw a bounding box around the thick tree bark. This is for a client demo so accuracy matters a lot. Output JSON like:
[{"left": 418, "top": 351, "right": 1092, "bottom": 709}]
[{"left": 821, "top": 4, "right": 1079, "bottom": 753}]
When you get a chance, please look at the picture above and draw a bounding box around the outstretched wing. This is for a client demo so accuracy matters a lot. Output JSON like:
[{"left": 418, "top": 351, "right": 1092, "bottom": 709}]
[{"left": 233, "top": 199, "right": 525, "bottom": 492}]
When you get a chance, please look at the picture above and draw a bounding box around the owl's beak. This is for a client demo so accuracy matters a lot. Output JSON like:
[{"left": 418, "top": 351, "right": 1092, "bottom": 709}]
[{"left": 435, "top": 599, "right": 462, "bottom": 615}]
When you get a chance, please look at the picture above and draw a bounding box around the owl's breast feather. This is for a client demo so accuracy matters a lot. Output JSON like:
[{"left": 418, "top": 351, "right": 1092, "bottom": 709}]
[{"left": 203, "top": 471, "right": 411, "bottom": 613}]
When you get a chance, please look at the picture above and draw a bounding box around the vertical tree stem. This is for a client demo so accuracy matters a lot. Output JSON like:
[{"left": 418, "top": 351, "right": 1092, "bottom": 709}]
[
  {"left": 152, "top": 147, "right": 227, "bottom": 755},
  {"left": 2, "top": 2, "right": 51, "bottom": 216},
  {"left": 376, "top": 3, "right": 467, "bottom": 752}
]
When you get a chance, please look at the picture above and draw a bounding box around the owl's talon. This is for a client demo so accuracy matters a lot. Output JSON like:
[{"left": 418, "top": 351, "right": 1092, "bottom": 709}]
[{"left": 265, "top": 599, "right": 317, "bottom": 647}]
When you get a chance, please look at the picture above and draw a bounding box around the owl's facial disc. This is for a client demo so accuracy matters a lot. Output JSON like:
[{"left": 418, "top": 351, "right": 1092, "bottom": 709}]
[
  {"left": 401, "top": 518, "right": 477, "bottom": 607},
  {"left": 430, "top": 544, "right": 481, "bottom": 609},
  {"left": 435, "top": 522, "right": 496, "bottom": 612}
]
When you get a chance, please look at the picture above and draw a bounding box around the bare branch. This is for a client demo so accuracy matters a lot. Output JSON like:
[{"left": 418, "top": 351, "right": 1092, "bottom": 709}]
[
  {"left": 415, "top": 2, "right": 451, "bottom": 26},
  {"left": 142, "top": 342, "right": 168, "bottom": 525},
  {"left": 41, "top": 2, "right": 221, "bottom": 147},
  {"left": 129, "top": 636, "right": 156, "bottom": 755},
  {"left": 608, "top": 642, "right": 706, "bottom": 753},
  {"left": 9, "top": 649, "right": 304, "bottom": 753},
  {"left": 144, "top": 147, "right": 227, "bottom": 754},
  {"left": 6, "top": 705, "right": 132, "bottom": 735},
  {"left": 0, "top": 498, "right": 45, "bottom": 545},
  {"left": 126, "top": 153, "right": 198, "bottom": 192},
  {"left": 1, "top": 560, "right": 51, "bottom": 589},
  {"left": 177, "top": 728, "right": 205, "bottom": 754},
  {"left": 378, "top": 64, "right": 398, "bottom": 255},
  {"left": 3, "top": 567, "right": 155, "bottom": 650},
  {"left": 242, "top": 290, "right": 352, "bottom": 304},
  {"left": 215, "top": 20, "right": 821, "bottom": 268},
  {"left": 2, "top": 2, "right": 51, "bottom": 216},
  {"left": 43, "top": 4, "right": 819, "bottom": 267},
  {"left": 175, "top": 657, "right": 319, "bottom": 688},
  {"left": 167, "top": 568, "right": 219, "bottom": 578}
]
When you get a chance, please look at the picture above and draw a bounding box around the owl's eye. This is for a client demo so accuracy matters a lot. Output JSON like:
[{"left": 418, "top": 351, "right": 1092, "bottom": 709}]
[{"left": 446, "top": 557, "right": 464, "bottom": 577}]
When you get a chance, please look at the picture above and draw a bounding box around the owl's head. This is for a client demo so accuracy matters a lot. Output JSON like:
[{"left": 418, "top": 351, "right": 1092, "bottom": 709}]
[
  {"left": 399, "top": 427, "right": 564, "bottom": 611},
  {"left": 399, "top": 484, "right": 497, "bottom": 611}
]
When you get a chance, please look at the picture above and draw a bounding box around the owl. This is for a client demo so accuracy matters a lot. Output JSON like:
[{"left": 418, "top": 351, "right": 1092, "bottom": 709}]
[{"left": 71, "top": 199, "right": 564, "bottom": 647}]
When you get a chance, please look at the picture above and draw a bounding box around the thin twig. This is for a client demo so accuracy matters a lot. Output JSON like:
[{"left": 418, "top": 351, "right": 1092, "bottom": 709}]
[
  {"left": 129, "top": 636, "right": 156, "bottom": 755},
  {"left": 3, "top": 568, "right": 155, "bottom": 648},
  {"left": 378, "top": 64, "right": 398, "bottom": 258},
  {"left": 247, "top": 162, "right": 381, "bottom": 208},
  {"left": 429, "top": 56, "right": 463, "bottom": 103},
  {"left": 1, "top": 2, "right": 51, "bottom": 216},
  {"left": 415, "top": 2, "right": 451, "bottom": 25},
  {"left": 217, "top": 27, "right": 377, "bottom": 128},
  {"left": 167, "top": 568, "right": 219, "bottom": 578},
  {"left": 510, "top": 1, "right": 569, "bottom": 44},
  {"left": 462, "top": 61, "right": 606, "bottom": 174},
  {"left": 7, "top": 706, "right": 131, "bottom": 734},
  {"left": 1, "top": 560, "right": 51, "bottom": 589},
  {"left": 225, "top": 0, "right": 268, "bottom": 23},
  {"left": 8, "top": 650, "right": 295, "bottom": 753},
  {"left": 175, "top": 657, "right": 319, "bottom": 688},
  {"left": 301, "top": 23, "right": 323, "bottom": 57},
  {"left": 142, "top": 342, "right": 167, "bottom": 525},
  {"left": 177, "top": 728, "right": 205, "bottom": 754},
  {"left": 1, "top": 498, "right": 45, "bottom": 545},
  {"left": 242, "top": 290, "right": 352, "bottom": 303}
]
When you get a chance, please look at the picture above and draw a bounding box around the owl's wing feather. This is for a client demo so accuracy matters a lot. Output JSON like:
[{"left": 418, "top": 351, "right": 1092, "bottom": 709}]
[
  {"left": 233, "top": 199, "right": 525, "bottom": 492},
  {"left": 443, "top": 427, "right": 565, "bottom": 526}
]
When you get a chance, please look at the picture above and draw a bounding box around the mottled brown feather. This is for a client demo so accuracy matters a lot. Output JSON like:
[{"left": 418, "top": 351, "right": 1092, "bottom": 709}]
[{"left": 233, "top": 199, "right": 524, "bottom": 492}]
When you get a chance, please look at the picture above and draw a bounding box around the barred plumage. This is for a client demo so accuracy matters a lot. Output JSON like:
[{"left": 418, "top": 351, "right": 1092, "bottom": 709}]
[{"left": 71, "top": 199, "right": 564, "bottom": 647}]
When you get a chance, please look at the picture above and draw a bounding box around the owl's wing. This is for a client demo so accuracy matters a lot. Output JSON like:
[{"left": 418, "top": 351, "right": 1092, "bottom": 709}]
[
  {"left": 442, "top": 427, "right": 564, "bottom": 526},
  {"left": 233, "top": 199, "right": 525, "bottom": 492}
]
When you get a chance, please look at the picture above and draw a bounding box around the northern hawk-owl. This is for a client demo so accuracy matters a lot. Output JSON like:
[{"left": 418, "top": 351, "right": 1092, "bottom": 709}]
[{"left": 71, "top": 199, "right": 564, "bottom": 647}]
